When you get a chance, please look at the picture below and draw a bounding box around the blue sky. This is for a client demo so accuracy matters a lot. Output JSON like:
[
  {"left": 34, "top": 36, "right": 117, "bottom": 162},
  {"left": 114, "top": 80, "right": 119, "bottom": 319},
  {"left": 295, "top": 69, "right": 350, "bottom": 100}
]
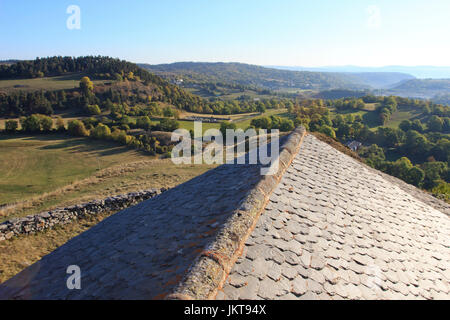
[{"left": 0, "top": 0, "right": 449, "bottom": 66}]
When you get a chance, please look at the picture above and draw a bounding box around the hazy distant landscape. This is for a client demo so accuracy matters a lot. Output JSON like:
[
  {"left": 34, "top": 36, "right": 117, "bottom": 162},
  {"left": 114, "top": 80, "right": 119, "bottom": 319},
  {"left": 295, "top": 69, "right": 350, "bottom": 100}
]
[{"left": 142, "top": 62, "right": 450, "bottom": 103}]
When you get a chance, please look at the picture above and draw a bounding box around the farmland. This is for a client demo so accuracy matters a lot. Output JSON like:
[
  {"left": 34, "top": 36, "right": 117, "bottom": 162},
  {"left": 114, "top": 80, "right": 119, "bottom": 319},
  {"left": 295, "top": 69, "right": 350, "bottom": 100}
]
[
  {"left": 0, "top": 73, "right": 110, "bottom": 93},
  {"left": 0, "top": 134, "right": 216, "bottom": 221}
]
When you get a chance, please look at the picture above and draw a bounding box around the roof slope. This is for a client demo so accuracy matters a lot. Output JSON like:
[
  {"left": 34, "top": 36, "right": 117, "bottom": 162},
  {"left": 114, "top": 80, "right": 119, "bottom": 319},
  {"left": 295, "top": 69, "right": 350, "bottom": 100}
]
[
  {"left": 0, "top": 163, "right": 265, "bottom": 299},
  {"left": 219, "top": 134, "right": 450, "bottom": 300},
  {"left": 0, "top": 129, "right": 449, "bottom": 300}
]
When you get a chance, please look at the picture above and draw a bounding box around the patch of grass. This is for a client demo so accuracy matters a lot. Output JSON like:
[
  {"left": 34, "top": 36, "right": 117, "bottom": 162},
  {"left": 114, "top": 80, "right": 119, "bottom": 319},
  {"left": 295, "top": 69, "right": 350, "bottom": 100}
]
[
  {"left": 384, "top": 105, "right": 425, "bottom": 129},
  {"left": 0, "top": 152, "right": 216, "bottom": 222},
  {"left": 329, "top": 108, "right": 380, "bottom": 128},
  {"left": 0, "top": 134, "right": 152, "bottom": 207},
  {"left": 0, "top": 73, "right": 110, "bottom": 93},
  {"left": 234, "top": 108, "right": 290, "bottom": 130},
  {"left": 177, "top": 120, "right": 221, "bottom": 133},
  {"left": 363, "top": 103, "right": 378, "bottom": 111}
]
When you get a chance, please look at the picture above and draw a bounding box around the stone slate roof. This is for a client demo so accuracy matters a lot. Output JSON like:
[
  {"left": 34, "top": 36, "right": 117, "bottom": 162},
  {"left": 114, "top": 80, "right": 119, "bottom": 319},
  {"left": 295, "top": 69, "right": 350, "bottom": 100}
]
[
  {"left": 219, "top": 135, "right": 450, "bottom": 300},
  {"left": 1, "top": 128, "right": 449, "bottom": 300}
]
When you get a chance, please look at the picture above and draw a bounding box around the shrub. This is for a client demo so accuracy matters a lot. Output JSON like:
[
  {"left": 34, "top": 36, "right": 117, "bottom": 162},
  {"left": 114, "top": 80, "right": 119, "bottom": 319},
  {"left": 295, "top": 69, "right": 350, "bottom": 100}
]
[
  {"left": 20, "top": 115, "right": 41, "bottom": 133},
  {"left": 220, "top": 121, "right": 237, "bottom": 137},
  {"left": 5, "top": 120, "right": 18, "bottom": 132},
  {"left": 158, "top": 118, "right": 180, "bottom": 132},
  {"left": 56, "top": 117, "right": 66, "bottom": 132},
  {"left": 136, "top": 116, "right": 152, "bottom": 130},
  {"left": 38, "top": 115, "right": 53, "bottom": 132},
  {"left": 86, "top": 104, "right": 101, "bottom": 115},
  {"left": 319, "top": 125, "right": 336, "bottom": 139},
  {"left": 68, "top": 120, "right": 89, "bottom": 137},
  {"left": 91, "top": 123, "right": 111, "bottom": 140}
]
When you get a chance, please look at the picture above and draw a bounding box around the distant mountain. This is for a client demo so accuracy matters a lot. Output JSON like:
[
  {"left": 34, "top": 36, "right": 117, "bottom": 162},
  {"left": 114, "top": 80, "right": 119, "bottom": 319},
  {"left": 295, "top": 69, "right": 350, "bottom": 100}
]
[
  {"left": 271, "top": 65, "right": 450, "bottom": 80},
  {"left": 140, "top": 62, "right": 372, "bottom": 91},
  {"left": 339, "top": 72, "right": 415, "bottom": 89}
]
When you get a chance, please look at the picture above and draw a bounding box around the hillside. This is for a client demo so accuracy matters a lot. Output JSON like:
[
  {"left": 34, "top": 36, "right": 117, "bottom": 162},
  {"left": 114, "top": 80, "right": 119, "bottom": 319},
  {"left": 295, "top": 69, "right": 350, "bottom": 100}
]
[
  {"left": 342, "top": 72, "right": 415, "bottom": 88},
  {"left": 391, "top": 78, "right": 450, "bottom": 91},
  {"left": 272, "top": 65, "right": 450, "bottom": 79},
  {"left": 140, "top": 62, "right": 371, "bottom": 91},
  {"left": 386, "top": 79, "right": 450, "bottom": 100},
  {"left": 0, "top": 56, "right": 206, "bottom": 117}
]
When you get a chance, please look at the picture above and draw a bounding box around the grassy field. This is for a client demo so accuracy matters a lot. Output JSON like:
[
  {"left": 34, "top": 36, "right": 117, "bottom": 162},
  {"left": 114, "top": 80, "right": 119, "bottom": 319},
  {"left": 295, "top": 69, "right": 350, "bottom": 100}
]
[
  {"left": 328, "top": 104, "right": 427, "bottom": 130},
  {"left": 0, "top": 134, "right": 154, "bottom": 207},
  {"left": 0, "top": 134, "right": 217, "bottom": 282},
  {"left": 154, "top": 108, "right": 290, "bottom": 133},
  {"left": 0, "top": 73, "right": 109, "bottom": 93},
  {"left": 384, "top": 105, "right": 426, "bottom": 129},
  {"left": 0, "top": 134, "right": 217, "bottom": 221},
  {"left": 234, "top": 108, "right": 291, "bottom": 129}
]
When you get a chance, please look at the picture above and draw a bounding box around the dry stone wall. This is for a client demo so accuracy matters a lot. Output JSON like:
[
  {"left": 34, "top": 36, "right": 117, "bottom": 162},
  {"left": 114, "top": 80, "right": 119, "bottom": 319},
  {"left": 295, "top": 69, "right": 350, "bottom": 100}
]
[{"left": 0, "top": 189, "right": 167, "bottom": 241}]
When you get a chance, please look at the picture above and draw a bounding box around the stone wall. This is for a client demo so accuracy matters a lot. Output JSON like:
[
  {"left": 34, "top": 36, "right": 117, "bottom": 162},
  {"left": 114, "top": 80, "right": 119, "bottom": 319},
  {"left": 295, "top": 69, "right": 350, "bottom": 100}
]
[{"left": 0, "top": 188, "right": 167, "bottom": 241}]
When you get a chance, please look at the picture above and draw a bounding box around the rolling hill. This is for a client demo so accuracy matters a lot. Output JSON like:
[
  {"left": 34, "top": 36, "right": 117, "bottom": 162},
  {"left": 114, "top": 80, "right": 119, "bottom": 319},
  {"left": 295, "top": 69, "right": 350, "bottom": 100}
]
[
  {"left": 0, "top": 56, "right": 207, "bottom": 116},
  {"left": 271, "top": 65, "right": 450, "bottom": 79},
  {"left": 140, "top": 62, "right": 373, "bottom": 91},
  {"left": 385, "top": 78, "right": 450, "bottom": 100}
]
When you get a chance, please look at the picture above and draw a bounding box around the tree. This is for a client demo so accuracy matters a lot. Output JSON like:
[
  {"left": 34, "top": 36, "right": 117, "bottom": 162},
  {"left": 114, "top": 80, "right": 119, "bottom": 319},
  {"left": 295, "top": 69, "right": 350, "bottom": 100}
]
[
  {"left": 163, "top": 107, "right": 174, "bottom": 118},
  {"left": 430, "top": 138, "right": 450, "bottom": 162},
  {"left": 136, "top": 116, "right": 152, "bottom": 130},
  {"left": 360, "top": 144, "right": 385, "bottom": 167},
  {"left": 405, "top": 167, "right": 425, "bottom": 187},
  {"left": 5, "top": 120, "right": 18, "bottom": 132},
  {"left": 279, "top": 119, "right": 295, "bottom": 132},
  {"left": 86, "top": 104, "right": 101, "bottom": 115},
  {"left": 39, "top": 115, "right": 53, "bottom": 132},
  {"left": 56, "top": 117, "right": 66, "bottom": 132},
  {"left": 421, "top": 162, "right": 448, "bottom": 189},
  {"left": 319, "top": 125, "right": 336, "bottom": 139},
  {"left": 20, "top": 115, "right": 41, "bottom": 133},
  {"left": 428, "top": 115, "right": 444, "bottom": 132},
  {"left": 79, "top": 76, "right": 94, "bottom": 95},
  {"left": 220, "top": 121, "right": 237, "bottom": 138},
  {"left": 91, "top": 123, "right": 111, "bottom": 140},
  {"left": 404, "top": 130, "right": 430, "bottom": 155},
  {"left": 113, "top": 73, "right": 123, "bottom": 81},
  {"left": 68, "top": 119, "right": 89, "bottom": 137},
  {"left": 251, "top": 117, "right": 272, "bottom": 130},
  {"left": 431, "top": 182, "right": 450, "bottom": 202},
  {"left": 158, "top": 118, "right": 180, "bottom": 132},
  {"left": 391, "top": 157, "right": 413, "bottom": 181},
  {"left": 411, "top": 120, "right": 425, "bottom": 133},
  {"left": 399, "top": 120, "right": 411, "bottom": 132}
]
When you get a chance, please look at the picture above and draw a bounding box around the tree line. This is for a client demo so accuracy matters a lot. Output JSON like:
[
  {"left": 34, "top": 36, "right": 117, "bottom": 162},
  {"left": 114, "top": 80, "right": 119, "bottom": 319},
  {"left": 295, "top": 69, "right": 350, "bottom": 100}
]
[{"left": 286, "top": 98, "right": 449, "bottom": 200}]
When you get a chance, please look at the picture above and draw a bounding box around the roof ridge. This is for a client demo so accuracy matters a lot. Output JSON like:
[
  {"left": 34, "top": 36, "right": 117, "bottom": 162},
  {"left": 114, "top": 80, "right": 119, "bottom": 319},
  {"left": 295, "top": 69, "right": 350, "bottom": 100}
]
[{"left": 167, "top": 127, "right": 307, "bottom": 300}]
